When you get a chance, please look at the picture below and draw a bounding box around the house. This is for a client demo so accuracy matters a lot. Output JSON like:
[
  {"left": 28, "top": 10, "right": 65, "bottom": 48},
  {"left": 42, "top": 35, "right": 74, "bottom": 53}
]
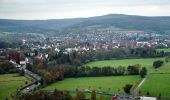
[
  {"left": 34, "top": 54, "right": 45, "bottom": 61},
  {"left": 9, "top": 52, "right": 20, "bottom": 63},
  {"left": 20, "top": 56, "right": 26, "bottom": 65}
]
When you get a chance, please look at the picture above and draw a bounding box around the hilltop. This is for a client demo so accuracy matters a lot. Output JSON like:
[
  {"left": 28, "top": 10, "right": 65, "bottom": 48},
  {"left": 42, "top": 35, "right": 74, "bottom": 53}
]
[{"left": 0, "top": 14, "right": 170, "bottom": 34}]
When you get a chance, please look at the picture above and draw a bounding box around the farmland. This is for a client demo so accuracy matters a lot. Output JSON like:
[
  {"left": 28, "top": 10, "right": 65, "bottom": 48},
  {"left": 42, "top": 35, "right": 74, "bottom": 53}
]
[
  {"left": 84, "top": 58, "right": 170, "bottom": 98},
  {"left": 44, "top": 75, "right": 140, "bottom": 93},
  {"left": 0, "top": 74, "right": 32, "bottom": 100},
  {"left": 84, "top": 58, "right": 165, "bottom": 72},
  {"left": 44, "top": 57, "right": 170, "bottom": 99},
  {"left": 140, "top": 74, "right": 170, "bottom": 99},
  {"left": 154, "top": 62, "right": 170, "bottom": 73}
]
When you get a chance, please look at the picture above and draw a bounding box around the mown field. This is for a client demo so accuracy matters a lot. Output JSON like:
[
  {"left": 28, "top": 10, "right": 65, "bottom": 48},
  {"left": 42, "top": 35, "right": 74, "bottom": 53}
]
[
  {"left": 0, "top": 74, "right": 32, "bottom": 100},
  {"left": 44, "top": 75, "right": 140, "bottom": 93},
  {"left": 140, "top": 61, "right": 170, "bottom": 99},
  {"left": 154, "top": 62, "right": 170, "bottom": 73},
  {"left": 84, "top": 58, "right": 170, "bottom": 98},
  {"left": 140, "top": 74, "right": 170, "bottom": 99},
  {"left": 44, "top": 57, "right": 170, "bottom": 99},
  {"left": 156, "top": 48, "right": 170, "bottom": 52},
  {"left": 84, "top": 58, "right": 165, "bottom": 72}
]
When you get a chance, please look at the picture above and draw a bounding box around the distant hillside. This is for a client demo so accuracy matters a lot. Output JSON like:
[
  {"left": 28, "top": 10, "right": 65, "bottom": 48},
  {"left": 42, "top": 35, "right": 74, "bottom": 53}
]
[
  {"left": 1, "top": 14, "right": 170, "bottom": 34},
  {"left": 68, "top": 14, "right": 170, "bottom": 33},
  {"left": 0, "top": 18, "right": 85, "bottom": 33}
]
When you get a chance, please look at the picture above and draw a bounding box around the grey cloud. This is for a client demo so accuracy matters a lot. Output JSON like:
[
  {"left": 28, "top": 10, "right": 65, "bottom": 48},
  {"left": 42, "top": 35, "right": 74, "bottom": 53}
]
[{"left": 0, "top": 0, "right": 170, "bottom": 19}]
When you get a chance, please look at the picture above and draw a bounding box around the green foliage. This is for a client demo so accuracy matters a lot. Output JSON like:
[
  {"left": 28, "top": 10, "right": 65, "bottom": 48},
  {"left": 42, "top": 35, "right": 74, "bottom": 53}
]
[
  {"left": 147, "top": 91, "right": 150, "bottom": 96},
  {"left": 165, "top": 55, "right": 170, "bottom": 63},
  {"left": 48, "top": 48, "right": 163, "bottom": 67},
  {"left": 64, "top": 66, "right": 126, "bottom": 77},
  {"left": 127, "top": 64, "right": 140, "bottom": 75},
  {"left": 158, "top": 93, "right": 162, "bottom": 99},
  {"left": 153, "top": 60, "right": 164, "bottom": 69},
  {"left": 140, "top": 67, "right": 147, "bottom": 78},
  {"left": 0, "top": 61, "right": 17, "bottom": 74},
  {"left": 18, "top": 69, "right": 25, "bottom": 76},
  {"left": 123, "top": 84, "right": 133, "bottom": 94},
  {"left": 17, "top": 90, "right": 73, "bottom": 100},
  {"left": 75, "top": 90, "right": 86, "bottom": 100},
  {"left": 156, "top": 48, "right": 170, "bottom": 52}
]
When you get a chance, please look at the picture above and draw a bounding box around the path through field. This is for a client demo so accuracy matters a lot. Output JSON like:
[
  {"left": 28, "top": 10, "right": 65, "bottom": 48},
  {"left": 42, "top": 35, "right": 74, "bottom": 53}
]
[{"left": 134, "top": 78, "right": 146, "bottom": 95}]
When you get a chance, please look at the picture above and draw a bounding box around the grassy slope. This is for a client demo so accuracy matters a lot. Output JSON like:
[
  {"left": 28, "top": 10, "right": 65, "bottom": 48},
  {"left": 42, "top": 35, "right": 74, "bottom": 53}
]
[
  {"left": 154, "top": 62, "right": 170, "bottom": 73},
  {"left": 83, "top": 59, "right": 170, "bottom": 99},
  {"left": 84, "top": 58, "right": 165, "bottom": 72},
  {"left": 44, "top": 75, "right": 140, "bottom": 93},
  {"left": 44, "top": 57, "right": 170, "bottom": 99},
  {"left": 0, "top": 74, "right": 32, "bottom": 100},
  {"left": 140, "top": 74, "right": 170, "bottom": 99},
  {"left": 140, "top": 62, "right": 170, "bottom": 99}
]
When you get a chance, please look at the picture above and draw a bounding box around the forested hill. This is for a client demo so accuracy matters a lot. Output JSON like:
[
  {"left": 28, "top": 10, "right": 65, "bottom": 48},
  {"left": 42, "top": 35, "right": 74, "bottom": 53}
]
[
  {"left": 0, "top": 18, "right": 85, "bottom": 33},
  {"left": 1, "top": 14, "right": 170, "bottom": 34}
]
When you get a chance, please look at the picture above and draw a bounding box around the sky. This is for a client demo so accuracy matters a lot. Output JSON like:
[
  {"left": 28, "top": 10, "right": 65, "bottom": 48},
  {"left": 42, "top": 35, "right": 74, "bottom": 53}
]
[{"left": 0, "top": 0, "right": 170, "bottom": 19}]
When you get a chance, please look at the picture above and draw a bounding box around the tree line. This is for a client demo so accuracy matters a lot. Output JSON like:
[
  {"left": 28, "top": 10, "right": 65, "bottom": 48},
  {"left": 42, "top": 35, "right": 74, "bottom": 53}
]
[
  {"left": 28, "top": 60, "right": 147, "bottom": 85},
  {"left": 47, "top": 47, "right": 167, "bottom": 67},
  {"left": 64, "top": 65, "right": 147, "bottom": 78},
  {"left": 0, "top": 61, "right": 18, "bottom": 74}
]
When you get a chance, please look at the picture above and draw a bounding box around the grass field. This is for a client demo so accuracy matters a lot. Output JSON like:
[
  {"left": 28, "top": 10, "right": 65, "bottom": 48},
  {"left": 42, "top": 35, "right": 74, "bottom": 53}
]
[
  {"left": 84, "top": 58, "right": 165, "bottom": 72},
  {"left": 0, "top": 74, "right": 32, "bottom": 100},
  {"left": 140, "top": 74, "right": 170, "bottom": 99},
  {"left": 44, "top": 57, "right": 170, "bottom": 99},
  {"left": 154, "top": 62, "right": 170, "bottom": 73},
  {"left": 156, "top": 48, "right": 170, "bottom": 52},
  {"left": 44, "top": 75, "right": 140, "bottom": 93},
  {"left": 83, "top": 59, "right": 170, "bottom": 99}
]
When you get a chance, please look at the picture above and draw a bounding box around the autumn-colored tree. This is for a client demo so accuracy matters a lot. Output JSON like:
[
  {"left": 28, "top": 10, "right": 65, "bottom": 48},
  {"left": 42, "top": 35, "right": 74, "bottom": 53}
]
[
  {"left": 9, "top": 51, "right": 20, "bottom": 63},
  {"left": 55, "top": 67, "right": 64, "bottom": 81},
  {"left": 44, "top": 71, "right": 53, "bottom": 84},
  {"left": 75, "top": 89, "right": 86, "bottom": 100},
  {"left": 99, "top": 95, "right": 103, "bottom": 100},
  {"left": 37, "top": 63, "right": 45, "bottom": 69},
  {"left": 91, "top": 90, "right": 96, "bottom": 100}
]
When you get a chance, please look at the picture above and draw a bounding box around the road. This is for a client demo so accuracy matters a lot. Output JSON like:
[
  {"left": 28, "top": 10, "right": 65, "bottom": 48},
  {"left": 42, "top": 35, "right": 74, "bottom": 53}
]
[
  {"left": 14, "top": 63, "right": 42, "bottom": 94},
  {"left": 20, "top": 84, "right": 40, "bottom": 93}
]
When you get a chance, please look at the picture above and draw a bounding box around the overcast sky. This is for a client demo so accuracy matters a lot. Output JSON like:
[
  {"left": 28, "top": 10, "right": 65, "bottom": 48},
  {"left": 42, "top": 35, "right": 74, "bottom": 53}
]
[{"left": 0, "top": 0, "right": 170, "bottom": 19}]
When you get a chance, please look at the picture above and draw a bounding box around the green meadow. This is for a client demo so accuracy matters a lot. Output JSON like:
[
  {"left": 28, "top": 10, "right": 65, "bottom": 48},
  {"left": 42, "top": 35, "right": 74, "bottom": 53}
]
[
  {"left": 140, "top": 74, "right": 170, "bottom": 99},
  {"left": 84, "top": 58, "right": 170, "bottom": 98},
  {"left": 44, "top": 75, "right": 140, "bottom": 93},
  {"left": 84, "top": 58, "right": 165, "bottom": 73},
  {"left": 0, "top": 74, "right": 32, "bottom": 100},
  {"left": 44, "top": 57, "right": 170, "bottom": 99}
]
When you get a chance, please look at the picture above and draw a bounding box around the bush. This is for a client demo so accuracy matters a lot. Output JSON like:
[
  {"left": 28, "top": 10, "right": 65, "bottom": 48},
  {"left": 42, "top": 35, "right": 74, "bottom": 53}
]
[
  {"left": 123, "top": 84, "right": 133, "bottom": 94},
  {"left": 153, "top": 60, "right": 164, "bottom": 69},
  {"left": 140, "top": 67, "right": 147, "bottom": 78}
]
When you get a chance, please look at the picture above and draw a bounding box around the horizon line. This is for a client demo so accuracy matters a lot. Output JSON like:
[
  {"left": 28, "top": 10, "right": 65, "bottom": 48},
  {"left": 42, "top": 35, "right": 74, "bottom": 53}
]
[{"left": 0, "top": 13, "right": 170, "bottom": 20}]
